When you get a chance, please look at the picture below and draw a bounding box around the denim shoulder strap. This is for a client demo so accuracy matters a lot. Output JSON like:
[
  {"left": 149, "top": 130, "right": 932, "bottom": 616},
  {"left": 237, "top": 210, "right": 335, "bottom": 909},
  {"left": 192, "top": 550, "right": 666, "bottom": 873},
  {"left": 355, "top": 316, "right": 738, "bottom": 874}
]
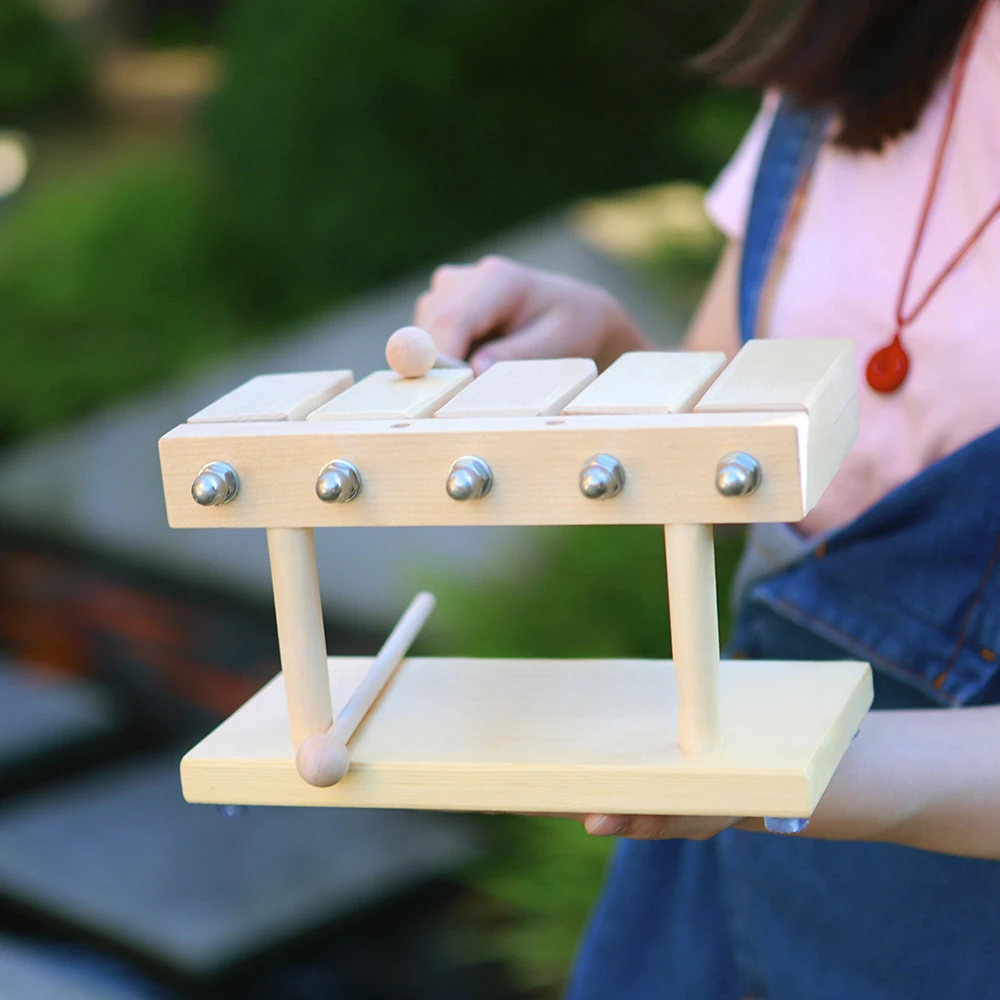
[
  {"left": 736, "top": 99, "right": 1000, "bottom": 708},
  {"left": 739, "top": 100, "right": 828, "bottom": 343},
  {"left": 752, "top": 424, "right": 1000, "bottom": 706}
]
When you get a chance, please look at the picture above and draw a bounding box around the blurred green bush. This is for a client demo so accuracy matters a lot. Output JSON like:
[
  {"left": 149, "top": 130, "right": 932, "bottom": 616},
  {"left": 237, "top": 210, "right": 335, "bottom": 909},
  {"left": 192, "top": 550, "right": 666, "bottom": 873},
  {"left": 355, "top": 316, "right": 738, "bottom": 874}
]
[
  {"left": 0, "top": 0, "right": 753, "bottom": 441},
  {"left": 0, "top": 152, "right": 242, "bottom": 439},
  {"left": 206, "top": 0, "right": 751, "bottom": 322},
  {"left": 0, "top": 0, "right": 88, "bottom": 123},
  {"left": 430, "top": 525, "right": 745, "bottom": 993}
]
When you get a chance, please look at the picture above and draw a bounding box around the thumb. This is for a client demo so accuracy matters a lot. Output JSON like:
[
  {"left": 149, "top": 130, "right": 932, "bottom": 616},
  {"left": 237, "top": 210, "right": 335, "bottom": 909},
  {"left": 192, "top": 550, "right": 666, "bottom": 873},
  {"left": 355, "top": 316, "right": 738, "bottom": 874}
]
[{"left": 470, "top": 310, "right": 578, "bottom": 375}]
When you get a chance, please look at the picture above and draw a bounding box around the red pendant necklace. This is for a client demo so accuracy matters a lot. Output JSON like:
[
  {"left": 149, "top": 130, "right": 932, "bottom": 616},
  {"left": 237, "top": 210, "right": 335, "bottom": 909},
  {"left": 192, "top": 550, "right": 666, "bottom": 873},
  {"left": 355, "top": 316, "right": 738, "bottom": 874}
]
[{"left": 867, "top": 0, "right": 1000, "bottom": 393}]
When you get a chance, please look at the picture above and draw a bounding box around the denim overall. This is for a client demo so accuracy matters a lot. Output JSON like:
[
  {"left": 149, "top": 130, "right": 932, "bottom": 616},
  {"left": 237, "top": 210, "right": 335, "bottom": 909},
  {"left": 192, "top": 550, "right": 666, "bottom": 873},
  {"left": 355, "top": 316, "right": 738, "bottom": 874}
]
[{"left": 565, "top": 101, "right": 1000, "bottom": 1000}]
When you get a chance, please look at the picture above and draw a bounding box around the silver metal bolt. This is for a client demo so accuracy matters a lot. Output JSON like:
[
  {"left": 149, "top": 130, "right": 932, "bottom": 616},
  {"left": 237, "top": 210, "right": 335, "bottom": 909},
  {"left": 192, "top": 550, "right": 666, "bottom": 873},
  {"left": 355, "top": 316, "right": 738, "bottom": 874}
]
[
  {"left": 216, "top": 804, "right": 250, "bottom": 819},
  {"left": 715, "top": 452, "right": 762, "bottom": 498},
  {"left": 446, "top": 456, "right": 493, "bottom": 501},
  {"left": 191, "top": 462, "right": 239, "bottom": 506},
  {"left": 764, "top": 817, "right": 810, "bottom": 834},
  {"left": 579, "top": 454, "right": 626, "bottom": 500},
  {"left": 316, "top": 460, "right": 362, "bottom": 503}
]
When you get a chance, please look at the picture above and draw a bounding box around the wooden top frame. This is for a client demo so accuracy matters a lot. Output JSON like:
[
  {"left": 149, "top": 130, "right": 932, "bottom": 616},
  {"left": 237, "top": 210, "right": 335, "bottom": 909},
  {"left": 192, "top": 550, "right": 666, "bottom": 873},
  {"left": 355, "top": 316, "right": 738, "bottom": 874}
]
[{"left": 158, "top": 341, "right": 858, "bottom": 529}]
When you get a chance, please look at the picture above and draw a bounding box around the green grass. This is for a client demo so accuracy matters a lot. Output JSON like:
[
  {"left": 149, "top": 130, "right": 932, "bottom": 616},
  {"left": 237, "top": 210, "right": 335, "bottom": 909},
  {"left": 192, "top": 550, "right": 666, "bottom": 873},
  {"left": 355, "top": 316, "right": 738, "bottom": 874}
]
[{"left": 452, "top": 815, "right": 617, "bottom": 994}]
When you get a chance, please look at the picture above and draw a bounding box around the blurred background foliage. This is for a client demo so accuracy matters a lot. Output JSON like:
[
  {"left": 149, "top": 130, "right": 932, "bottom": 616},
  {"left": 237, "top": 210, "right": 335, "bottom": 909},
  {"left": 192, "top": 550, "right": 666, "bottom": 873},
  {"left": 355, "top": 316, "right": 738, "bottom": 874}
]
[
  {"left": 0, "top": 0, "right": 750, "bottom": 443},
  {"left": 0, "top": 1, "right": 752, "bottom": 994},
  {"left": 0, "top": 150, "right": 239, "bottom": 438},
  {"left": 205, "top": 0, "right": 750, "bottom": 321},
  {"left": 0, "top": 0, "right": 89, "bottom": 123}
]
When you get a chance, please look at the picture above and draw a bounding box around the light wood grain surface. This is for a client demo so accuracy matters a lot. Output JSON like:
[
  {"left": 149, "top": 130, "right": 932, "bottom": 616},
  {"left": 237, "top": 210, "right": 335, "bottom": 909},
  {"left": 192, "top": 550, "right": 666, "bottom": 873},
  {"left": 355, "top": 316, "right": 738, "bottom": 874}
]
[
  {"left": 187, "top": 371, "right": 354, "bottom": 423},
  {"left": 664, "top": 524, "right": 722, "bottom": 754},
  {"left": 160, "top": 411, "right": 810, "bottom": 527},
  {"left": 435, "top": 358, "right": 597, "bottom": 417},
  {"left": 695, "top": 340, "right": 858, "bottom": 510},
  {"left": 181, "top": 656, "right": 872, "bottom": 816},
  {"left": 164, "top": 344, "right": 859, "bottom": 526},
  {"left": 694, "top": 339, "right": 854, "bottom": 415},
  {"left": 307, "top": 369, "right": 472, "bottom": 420},
  {"left": 266, "top": 528, "right": 332, "bottom": 745},
  {"left": 564, "top": 351, "right": 726, "bottom": 415}
]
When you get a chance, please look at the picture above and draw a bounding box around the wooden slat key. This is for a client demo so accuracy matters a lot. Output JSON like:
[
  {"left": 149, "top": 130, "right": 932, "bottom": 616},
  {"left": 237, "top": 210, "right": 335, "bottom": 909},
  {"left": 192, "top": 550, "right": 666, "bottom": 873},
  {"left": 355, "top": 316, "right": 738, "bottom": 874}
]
[
  {"left": 695, "top": 339, "right": 857, "bottom": 509},
  {"left": 435, "top": 358, "right": 597, "bottom": 418},
  {"left": 307, "top": 369, "right": 472, "bottom": 420},
  {"left": 187, "top": 371, "right": 354, "bottom": 423},
  {"left": 564, "top": 351, "right": 726, "bottom": 415},
  {"left": 695, "top": 339, "right": 854, "bottom": 414},
  {"left": 295, "top": 592, "right": 437, "bottom": 787}
]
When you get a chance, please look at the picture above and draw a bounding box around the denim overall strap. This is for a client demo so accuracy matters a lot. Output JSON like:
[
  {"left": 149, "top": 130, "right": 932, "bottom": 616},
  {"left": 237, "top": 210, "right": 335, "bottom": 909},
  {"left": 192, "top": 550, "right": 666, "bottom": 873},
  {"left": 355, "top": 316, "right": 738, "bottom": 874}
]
[
  {"left": 738, "top": 99, "right": 828, "bottom": 343},
  {"left": 730, "top": 101, "right": 830, "bottom": 610},
  {"left": 750, "top": 424, "right": 1000, "bottom": 706},
  {"left": 731, "top": 104, "right": 1000, "bottom": 709}
]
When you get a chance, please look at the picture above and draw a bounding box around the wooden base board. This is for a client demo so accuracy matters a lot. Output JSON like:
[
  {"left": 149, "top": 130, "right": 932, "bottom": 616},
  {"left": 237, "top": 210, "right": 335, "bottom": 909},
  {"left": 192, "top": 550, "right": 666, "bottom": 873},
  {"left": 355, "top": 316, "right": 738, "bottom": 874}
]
[{"left": 181, "top": 657, "right": 872, "bottom": 818}]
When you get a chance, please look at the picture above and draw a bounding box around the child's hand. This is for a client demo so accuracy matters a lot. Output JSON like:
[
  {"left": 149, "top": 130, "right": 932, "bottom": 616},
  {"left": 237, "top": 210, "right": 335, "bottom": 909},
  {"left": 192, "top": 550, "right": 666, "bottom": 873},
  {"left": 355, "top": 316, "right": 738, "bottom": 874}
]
[
  {"left": 516, "top": 812, "right": 748, "bottom": 840},
  {"left": 414, "top": 255, "right": 651, "bottom": 375},
  {"left": 580, "top": 813, "right": 746, "bottom": 840}
]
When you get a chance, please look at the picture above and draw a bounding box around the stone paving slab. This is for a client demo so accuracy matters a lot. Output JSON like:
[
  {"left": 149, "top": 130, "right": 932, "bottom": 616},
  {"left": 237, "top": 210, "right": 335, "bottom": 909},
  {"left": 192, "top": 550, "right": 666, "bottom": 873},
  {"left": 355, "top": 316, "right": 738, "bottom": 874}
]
[
  {"left": 0, "top": 935, "right": 148, "bottom": 999},
  {"left": 0, "top": 216, "right": 684, "bottom": 629},
  {"left": 0, "top": 756, "right": 479, "bottom": 977},
  {"left": 0, "top": 658, "right": 119, "bottom": 779}
]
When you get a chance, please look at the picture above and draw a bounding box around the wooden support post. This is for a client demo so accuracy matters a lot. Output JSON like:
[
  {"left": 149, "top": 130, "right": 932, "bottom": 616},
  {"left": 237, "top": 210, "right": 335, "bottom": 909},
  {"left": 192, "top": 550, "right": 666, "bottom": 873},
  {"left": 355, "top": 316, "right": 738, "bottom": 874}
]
[
  {"left": 664, "top": 523, "right": 722, "bottom": 754},
  {"left": 266, "top": 527, "right": 333, "bottom": 746}
]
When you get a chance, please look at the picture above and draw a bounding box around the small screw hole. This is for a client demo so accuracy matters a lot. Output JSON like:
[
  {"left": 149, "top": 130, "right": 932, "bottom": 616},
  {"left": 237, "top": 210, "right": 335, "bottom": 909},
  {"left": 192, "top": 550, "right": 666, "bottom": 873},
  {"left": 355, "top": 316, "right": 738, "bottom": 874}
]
[
  {"left": 546, "top": 419, "right": 565, "bottom": 426},
  {"left": 391, "top": 422, "right": 411, "bottom": 429}
]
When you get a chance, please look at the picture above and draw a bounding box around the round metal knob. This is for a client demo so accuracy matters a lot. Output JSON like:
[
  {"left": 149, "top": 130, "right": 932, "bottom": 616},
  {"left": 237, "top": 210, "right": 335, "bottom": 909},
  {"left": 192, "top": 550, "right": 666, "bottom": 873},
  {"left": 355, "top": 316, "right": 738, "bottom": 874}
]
[
  {"left": 316, "top": 460, "right": 362, "bottom": 503},
  {"left": 715, "top": 452, "right": 762, "bottom": 498},
  {"left": 764, "top": 817, "right": 810, "bottom": 834},
  {"left": 446, "top": 456, "right": 493, "bottom": 501},
  {"left": 191, "top": 462, "right": 239, "bottom": 506},
  {"left": 579, "top": 454, "right": 626, "bottom": 500}
]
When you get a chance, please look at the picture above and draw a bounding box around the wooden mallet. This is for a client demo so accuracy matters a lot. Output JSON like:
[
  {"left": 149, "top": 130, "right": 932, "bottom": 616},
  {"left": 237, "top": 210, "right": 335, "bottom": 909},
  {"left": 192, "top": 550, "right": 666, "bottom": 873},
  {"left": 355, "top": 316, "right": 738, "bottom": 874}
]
[
  {"left": 385, "top": 326, "right": 469, "bottom": 378},
  {"left": 295, "top": 591, "right": 437, "bottom": 787}
]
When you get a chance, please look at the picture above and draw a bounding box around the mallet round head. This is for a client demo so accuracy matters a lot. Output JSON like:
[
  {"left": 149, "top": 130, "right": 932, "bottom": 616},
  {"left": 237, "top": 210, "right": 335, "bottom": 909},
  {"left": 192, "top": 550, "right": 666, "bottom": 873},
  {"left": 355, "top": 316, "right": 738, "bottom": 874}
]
[
  {"left": 386, "top": 325, "right": 438, "bottom": 378},
  {"left": 295, "top": 733, "right": 351, "bottom": 787}
]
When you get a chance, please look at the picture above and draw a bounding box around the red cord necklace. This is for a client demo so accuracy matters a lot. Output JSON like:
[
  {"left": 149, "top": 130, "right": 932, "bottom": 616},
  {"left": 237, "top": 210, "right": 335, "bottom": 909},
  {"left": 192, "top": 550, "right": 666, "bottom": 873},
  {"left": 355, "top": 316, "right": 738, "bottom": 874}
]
[{"left": 867, "top": 0, "right": 1000, "bottom": 393}]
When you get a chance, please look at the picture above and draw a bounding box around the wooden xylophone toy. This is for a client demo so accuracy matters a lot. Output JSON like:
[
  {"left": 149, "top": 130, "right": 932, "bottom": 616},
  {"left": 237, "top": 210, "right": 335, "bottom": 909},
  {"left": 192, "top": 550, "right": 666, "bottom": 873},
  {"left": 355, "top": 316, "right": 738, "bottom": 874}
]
[{"left": 158, "top": 328, "right": 872, "bottom": 824}]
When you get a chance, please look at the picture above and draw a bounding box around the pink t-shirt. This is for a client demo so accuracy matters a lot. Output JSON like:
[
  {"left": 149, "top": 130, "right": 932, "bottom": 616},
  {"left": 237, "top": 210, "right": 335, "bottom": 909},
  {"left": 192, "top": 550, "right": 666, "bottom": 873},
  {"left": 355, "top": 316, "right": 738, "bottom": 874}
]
[{"left": 705, "top": 3, "right": 1000, "bottom": 536}]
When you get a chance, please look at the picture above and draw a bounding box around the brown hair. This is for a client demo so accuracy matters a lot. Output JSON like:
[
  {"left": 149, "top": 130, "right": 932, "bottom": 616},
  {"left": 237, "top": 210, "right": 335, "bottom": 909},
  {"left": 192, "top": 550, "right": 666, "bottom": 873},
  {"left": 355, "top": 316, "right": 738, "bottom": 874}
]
[{"left": 696, "top": 0, "right": 987, "bottom": 151}]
